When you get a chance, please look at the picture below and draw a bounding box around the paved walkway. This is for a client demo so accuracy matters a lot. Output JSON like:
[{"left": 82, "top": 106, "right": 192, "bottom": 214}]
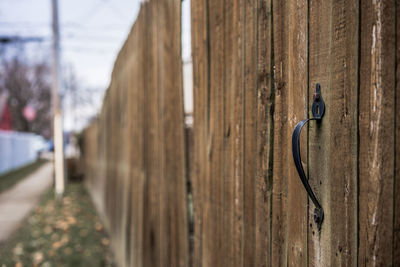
[{"left": 0, "top": 162, "right": 53, "bottom": 243}]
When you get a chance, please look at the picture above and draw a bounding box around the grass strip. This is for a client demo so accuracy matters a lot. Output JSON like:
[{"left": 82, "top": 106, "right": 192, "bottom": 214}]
[{"left": 0, "top": 182, "right": 115, "bottom": 266}]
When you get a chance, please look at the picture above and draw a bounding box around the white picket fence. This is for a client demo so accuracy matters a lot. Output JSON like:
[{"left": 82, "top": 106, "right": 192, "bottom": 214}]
[{"left": 0, "top": 130, "right": 47, "bottom": 175}]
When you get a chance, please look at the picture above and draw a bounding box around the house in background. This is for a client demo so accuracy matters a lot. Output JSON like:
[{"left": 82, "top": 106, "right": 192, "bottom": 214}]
[{"left": 0, "top": 91, "right": 12, "bottom": 131}]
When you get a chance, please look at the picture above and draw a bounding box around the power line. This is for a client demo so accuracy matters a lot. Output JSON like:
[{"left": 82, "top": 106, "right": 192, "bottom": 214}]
[
  {"left": 103, "top": 0, "right": 130, "bottom": 23},
  {"left": 0, "top": 35, "right": 44, "bottom": 43},
  {"left": 75, "top": 0, "right": 109, "bottom": 25},
  {"left": 0, "top": 21, "right": 128, "bottom": 31}
]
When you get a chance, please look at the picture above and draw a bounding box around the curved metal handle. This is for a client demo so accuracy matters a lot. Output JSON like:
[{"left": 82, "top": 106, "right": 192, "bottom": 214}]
[{"left": 291, "top": 84, "right": 325, "bottom": 230}]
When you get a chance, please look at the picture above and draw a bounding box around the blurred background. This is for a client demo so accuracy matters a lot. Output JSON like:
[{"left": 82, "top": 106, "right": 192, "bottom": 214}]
[
  {"left": 0, "top": 0, "right": 192, "bottom": 265},
  {"left": 0, "top": 0, "right": 141, "bottom": 133}
]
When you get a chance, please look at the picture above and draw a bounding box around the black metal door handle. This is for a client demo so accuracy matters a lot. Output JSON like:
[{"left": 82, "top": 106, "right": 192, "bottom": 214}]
[{"left": 292, "top": 84, "right": 325, "bottom": 230}]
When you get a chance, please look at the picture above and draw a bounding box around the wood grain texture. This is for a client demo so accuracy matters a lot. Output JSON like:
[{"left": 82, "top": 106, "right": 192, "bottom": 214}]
[
  {"left": 82, "top": 0, "right": 400, "bottom": 265},
  {"left": 207, "top": 0, "right": 225, "bottom": 266},
  {"left": 82, "top": 1, "right": 188, "bottom": 266},
  {"left": 158, "top": 1, "right": 189, "bottom": 266},
  {"left": 227, "top": 0, "right": 245, "bottom": 266},
  {"left": 190, "top": 0, "right": 209, "bottom": 266},
  {"left": 359, "top": 0, "right": 396, "bottom": 265},
  {"left": 222, "top": 1, "right": 234, "bottom": 266},
  {"left": 243, "top": 0, "right": 258, "bottom": 266},
  {"left": 308, "top": 0, "right": 359, "bottom": 266},
  {"left": 394, "top": 1, "right": 400, "bottom": 264},
  {"left": 222, "top": 0, "right": 245, "bottom": 266},
  {"left": 254, "top": 0, "right": 273, "bottom": 266},
  {"left": 271, "top": 0, "right": 289, "bottom": 265},
  {"left": 286, "top": 0, "right": 308, "bottom": 265},
  {"left": 142, "top": 3, "right": 161, "bottom": 266}
]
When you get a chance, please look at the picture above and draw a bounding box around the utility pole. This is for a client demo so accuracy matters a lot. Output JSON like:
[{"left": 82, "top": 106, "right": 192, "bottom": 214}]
[{"left": 51, "top": 0, "right": 65, "bottom": 196}]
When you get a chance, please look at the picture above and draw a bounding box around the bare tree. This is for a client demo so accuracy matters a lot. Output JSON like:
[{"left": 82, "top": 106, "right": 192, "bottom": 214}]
[{"left": 0, "top": 57, "right": 52, "bottom": 138}]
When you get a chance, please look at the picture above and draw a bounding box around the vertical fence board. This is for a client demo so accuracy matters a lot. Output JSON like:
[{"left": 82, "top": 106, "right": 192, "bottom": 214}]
[
  {"left": 221, "top": 0, "right": 245, "bottom": 266},
  {"left": 207, "top": 0, "right": 225, "bottom": 265},
  {"left": 142, "top": 3, "right": 161, "bottom": 266},
  {"left": 123, "top": 34, "right": 133, "bottom": 267},
  {"left": 222, "top": 1, "right": 233, "bottom": 266},
  {"left": 231, "top": 1, "right": 245, "bottom": 266},
  {"left": 395, "top": 1, "right": 400, "bottom": 264},
  {"left": 308, "top": 0, "right": 359, "bottom": 265},
  {"left": 158, "top": 1, "right": 188, "bottom": 266},
  {"left": 190, "top": 0, "right": 208, "bottom": 265},
  {"left": 254, "top": 0, "right": 273, "bottom": 266},
  {"left": 286, "top": 0, "right": 308, "bottom": 265},
  {"left": 308, "top": 1, "right": 334, "bottom": 264},
  {"left": 132, "top": 11, "right": 145, "bottom": 267},
  {"left": 271, "top": 0, "right": 289, "bottom": 265},
  {"left": 359, "top": 0, "right": 396, "bottom": 265},
  {"left": 243, "top": 0, "right": 258, "bottom": 266}
]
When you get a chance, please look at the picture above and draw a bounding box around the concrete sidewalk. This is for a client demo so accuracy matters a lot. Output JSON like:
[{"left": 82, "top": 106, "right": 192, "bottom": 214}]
[{"left": 0, "top": 162, "right": 53, "bottom": 244}]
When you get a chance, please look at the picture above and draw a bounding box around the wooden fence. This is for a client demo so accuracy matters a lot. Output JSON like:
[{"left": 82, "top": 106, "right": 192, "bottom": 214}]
[
  {"left": 191, "top": 0, "right": 399, "bottom": 266},
  {"left": 83, "top": 0, "right": 400, "bottom": 266},
  {"left": 82, "top": 1, "right": 188, "bottom": 267}
]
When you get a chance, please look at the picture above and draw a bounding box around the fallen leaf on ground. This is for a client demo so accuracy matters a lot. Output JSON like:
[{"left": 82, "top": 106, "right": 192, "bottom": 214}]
[
  {"left": 55, "top": 220, "right": 69, "bottom": 231},
  {"left": 13, "top": 243, "right": 23, "bottom": 256},
  {"left": 95, "top": 222, "right": 103, "bottom": 232},
  {"left": 101, "top": 238, "right": 110, "bottom": 246},
  {"left": 44, "top": 226, "right": 52, "bottom": 235},
  {"left": 32, "top": 251, "right": 43, "bottom": 264},
  {"left": 60, "top": 234, "right": 69, "bottom": 244},
  {"left": 66, "top": 216, "right": 77, "bottom": 225},
  {"left": 52, "top": 241, "right": 62, "bottom": 250}
]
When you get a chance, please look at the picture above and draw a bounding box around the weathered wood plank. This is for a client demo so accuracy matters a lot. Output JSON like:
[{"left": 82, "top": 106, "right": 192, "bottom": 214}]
[
  {"left": 132, "top": 10, "right": 145, "bottom": 267},
  {"left": 308, "top": 0, "right": 359, "bottom": 265},
  {"left": 118, "top": 62, "right": 130, "bottom": 267},
  {"left": 254, "top": 0, "right": 273, "bottom": 266},
  {"left": 190, "top": 0, "right": 209, "bottom": 265},
  {"left": 222, "top": 0, "right": 238, "bottom": 266},
  {"left": 126, "top": 21, "right": 141, "bottom": 267},
  {"left": 156, "top": 1, "right": 169, "bottom": 265},
  {"left": 271, "top": 0, "right": 289, "bottom": 265},
  {"left": 207, "top": 0, "right": 225, "bottom": 265},
  {"left": 122, "top": 32, "right": 134, "bottom": 267},
  {"left": 308, "top": 1, "right": 333, "bottom": 263},
  {"left": 142, "top": 3, "right": 161, "bottom": 267},
  {"left": 286, "top": 0, "right": 308, "bottom": 265},
  {"left": 359, "top": 0, "right": 396, "bottom": 265},
  {"left": 158, "top": 1, "right": 188, "bottom": 266},
  {"left": 394, "top": 2, "right": 400, "bottom": 264},
  {"left": 231, "top": 0, "right": 245, "bottom": 265},
  {"left": 243, "top": 0, "right": 258, "bottom": 266}
]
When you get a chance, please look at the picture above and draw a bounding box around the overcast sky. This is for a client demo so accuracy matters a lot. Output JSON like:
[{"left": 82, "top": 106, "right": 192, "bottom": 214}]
[
  {"left": 0, "top": 0, "right": 192, "bottom": 131},
  {"left": 0, "top": 0, "right": 141, "bottom": 88}
]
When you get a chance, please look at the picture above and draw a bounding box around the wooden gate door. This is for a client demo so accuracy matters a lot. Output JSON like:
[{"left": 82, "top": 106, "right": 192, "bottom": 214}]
[{"left": 191, "top": 0, "right": 399, "bottom": 266}]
